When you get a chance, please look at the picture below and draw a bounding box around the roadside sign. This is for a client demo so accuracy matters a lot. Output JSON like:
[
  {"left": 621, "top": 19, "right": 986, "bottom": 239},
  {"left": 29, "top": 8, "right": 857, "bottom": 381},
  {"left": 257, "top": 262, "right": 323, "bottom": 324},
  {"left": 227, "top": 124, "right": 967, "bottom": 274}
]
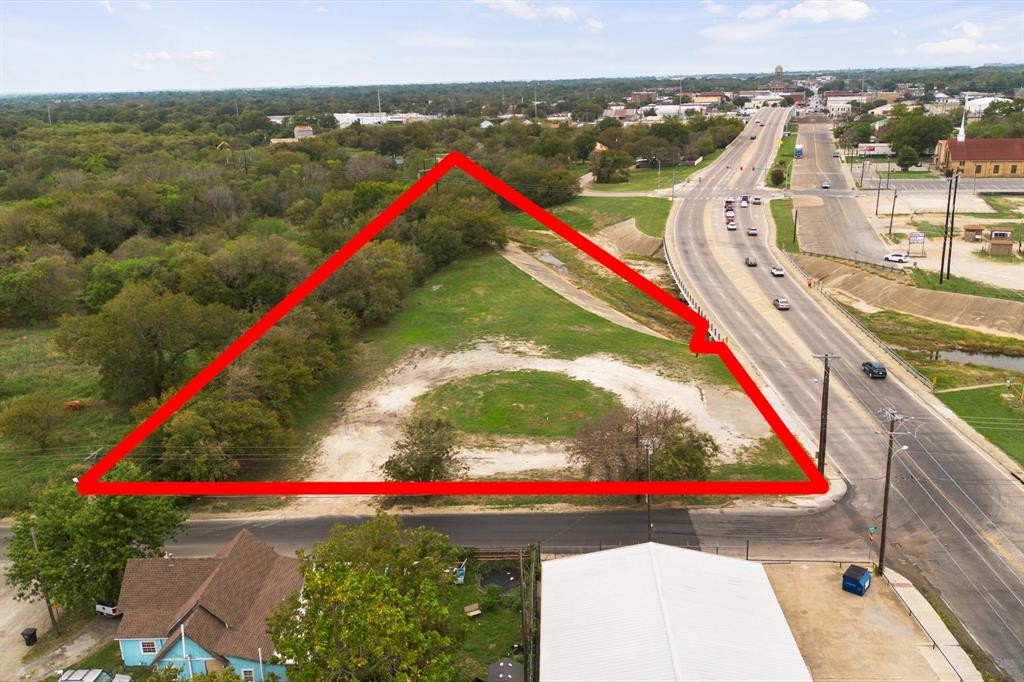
[
  {"left": 908, "top": 231, "right": 925, "bottom": 245},
  {"left": 867, "top": 525, "right": 878, "bottom": 533}
]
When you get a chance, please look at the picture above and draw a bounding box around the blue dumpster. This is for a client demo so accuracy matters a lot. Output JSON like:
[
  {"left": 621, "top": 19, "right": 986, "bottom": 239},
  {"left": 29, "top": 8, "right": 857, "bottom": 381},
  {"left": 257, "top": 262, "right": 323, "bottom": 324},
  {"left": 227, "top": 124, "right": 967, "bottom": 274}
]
[{"left": 842, "top": 564, "right": 871, "bottom": 596}]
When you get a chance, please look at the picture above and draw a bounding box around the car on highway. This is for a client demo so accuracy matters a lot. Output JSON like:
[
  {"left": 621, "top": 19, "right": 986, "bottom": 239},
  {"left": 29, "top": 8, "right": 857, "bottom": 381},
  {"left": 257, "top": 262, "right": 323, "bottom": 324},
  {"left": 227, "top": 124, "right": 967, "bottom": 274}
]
[
  {"left": 862, "top": 361, "right": 888, "bottom": 379},
  {"left": 725, "top": 209, "right": 735, "bottom": 218},
  {"left": 740, "top": 199, "right": 749, "bottom": 208},
  {"left": 832, "top": 151, "right": 841, "bottom": 158},
  {"left": 820, "top": 180, "right": 831, "bottom": 189},
  {"left": 726, "top": 222, "right": 737, "bottom": 231},
  {"left": 752, "top": 196, "right": 762, "bottom": 205},
  {"left": 744, "top": 256, "right": 757, "bottom": 267},
  {"left": 770, "top": 266, "right": 784, "bottom": 277},
  {"left": 750, "top": 134, "right": 757, "bottom": 140},
  {"left": 883, "top": 252, "right": 910, "bottom": 263},
  {"left": 759, "top": 121, "right": 765, "bottom": 127},
  {"left": 746, "top": 226, "right": 758, "bottom": 236},
  {"left": 772, "top": 297, "right": 791, "bottom": 310}
]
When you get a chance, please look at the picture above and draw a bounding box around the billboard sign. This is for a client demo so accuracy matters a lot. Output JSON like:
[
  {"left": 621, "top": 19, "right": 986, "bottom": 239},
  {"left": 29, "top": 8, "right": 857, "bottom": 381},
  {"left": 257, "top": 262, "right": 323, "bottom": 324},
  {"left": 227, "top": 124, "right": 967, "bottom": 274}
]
[{"left": 909, "top": 231, "right": 926, "bottom": 245}]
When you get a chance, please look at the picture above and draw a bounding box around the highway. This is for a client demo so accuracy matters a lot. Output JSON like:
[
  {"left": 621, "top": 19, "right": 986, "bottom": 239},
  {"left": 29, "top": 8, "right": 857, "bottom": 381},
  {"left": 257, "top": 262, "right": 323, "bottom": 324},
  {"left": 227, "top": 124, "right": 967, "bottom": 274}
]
[{"left": 665, "top": 106, "right": 1024, "bottom": 678}]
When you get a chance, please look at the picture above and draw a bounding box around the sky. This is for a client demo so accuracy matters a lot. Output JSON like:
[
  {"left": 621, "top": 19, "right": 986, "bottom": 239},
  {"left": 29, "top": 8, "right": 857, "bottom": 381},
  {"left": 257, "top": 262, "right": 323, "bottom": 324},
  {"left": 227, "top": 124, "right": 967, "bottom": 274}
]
[{"left": 1, "top": 0, "right": 1022, "bottom": 95}]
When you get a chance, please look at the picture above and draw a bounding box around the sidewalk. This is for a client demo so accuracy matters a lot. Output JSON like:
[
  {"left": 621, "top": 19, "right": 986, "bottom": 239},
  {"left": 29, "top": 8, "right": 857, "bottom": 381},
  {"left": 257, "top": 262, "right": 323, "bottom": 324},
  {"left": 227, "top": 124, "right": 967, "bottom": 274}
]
[{"left": 884, "top": 567, "right": 984, "bottom": 681}]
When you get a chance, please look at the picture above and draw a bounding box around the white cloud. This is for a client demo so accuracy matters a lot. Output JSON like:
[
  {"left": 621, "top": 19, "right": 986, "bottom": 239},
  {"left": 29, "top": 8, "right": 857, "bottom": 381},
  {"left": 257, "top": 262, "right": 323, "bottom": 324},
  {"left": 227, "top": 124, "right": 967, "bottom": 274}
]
[
  {"left": 700, "top": 21, "right": 779, "bottom": 42},
  {"left": 702, "top": 0, "right": 729, "bottom": 15},
  {"left": 916, "top": 20, "right": 1001, "bottom": 56},
  {"left": 916, "top": 37, "right": 1001, "bottom": 55},
  {"left": 133, "top": 50, "right": 171, "bottom": 61},
  {"left": 581, "top": 17, "right": 605, "bottom": 32},
  {"left": 474, "top": 0, "right": 577, "bottom": 22},
  {"left": 738, "top": 3, "right": 776, "bottom": 19},
  {"left": 187, "top": 49, "right": 220, "bottom": 61},
  {"left": 779, "top": 0, "right": 871, "bottom": 22},
  {"left": 99, "top": 0, "right": 113, "bottom": 14}
]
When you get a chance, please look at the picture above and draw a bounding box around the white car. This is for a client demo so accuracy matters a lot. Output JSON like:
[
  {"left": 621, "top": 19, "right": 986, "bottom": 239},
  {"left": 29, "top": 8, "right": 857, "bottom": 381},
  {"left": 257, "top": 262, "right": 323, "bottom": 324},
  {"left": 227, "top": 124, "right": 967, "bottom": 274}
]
[
  {"left": 725, "top": 209, "right": 735, "bottom": 218},
  {"left": 773, "top": 297, "right": 791, "bottom": 310},
  {"left": 746, "top": 227, "right": 758, "bottom": 236},
  {"left": 770, "top": 266, "right": 785, "bottom": 277},
  {"left": 752, "top": 197, "right": 762, "bottom": 205},
  {"left": 727, "top": 221, "right": 738, "bottom": 231},
  {"left": 740, "top": 200, "right": 749, "bottom": 208},
  {"left": 883, "top": 253, "right": 910, "bottom": 263},
  {"left": 821, "top": 180, "right": 831, "bottom": 189}
]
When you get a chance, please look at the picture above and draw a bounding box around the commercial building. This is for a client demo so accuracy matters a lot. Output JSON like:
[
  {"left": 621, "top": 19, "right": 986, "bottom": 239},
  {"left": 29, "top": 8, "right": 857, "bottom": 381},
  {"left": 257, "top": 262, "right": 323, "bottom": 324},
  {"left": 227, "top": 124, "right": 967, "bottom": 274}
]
[
  {"left": 933, "top": 138, "right": 1024, "bottom": 177},
  {"left": 823, "top": 91, "right": 866, "bottom": 117},
  {"left": 292, "top": 125, "right": 314, "bottom": 139},
  {"left": 539, "top": 543, "right": 811, "bottom": 681}
]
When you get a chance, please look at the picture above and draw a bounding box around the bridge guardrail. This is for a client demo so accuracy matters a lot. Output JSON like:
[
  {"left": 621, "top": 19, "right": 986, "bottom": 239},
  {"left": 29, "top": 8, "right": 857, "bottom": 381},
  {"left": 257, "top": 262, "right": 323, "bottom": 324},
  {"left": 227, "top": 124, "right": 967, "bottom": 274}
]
[
  {"left": 778, "top": 251, "right": 935, "bottom": 391},
  {"left": 662, "top": 241, "right": 723, "bottom": 342},
  {"left": 799, "top": 249, "right": 909, "bottom": 277}
]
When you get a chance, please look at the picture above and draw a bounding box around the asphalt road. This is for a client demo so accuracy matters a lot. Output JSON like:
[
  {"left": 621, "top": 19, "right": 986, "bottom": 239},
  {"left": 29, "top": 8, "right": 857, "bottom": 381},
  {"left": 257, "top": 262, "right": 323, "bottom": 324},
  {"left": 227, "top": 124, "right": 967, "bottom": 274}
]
[{"left": 665, "top": 106, "right": 1024, "bottom": 678}]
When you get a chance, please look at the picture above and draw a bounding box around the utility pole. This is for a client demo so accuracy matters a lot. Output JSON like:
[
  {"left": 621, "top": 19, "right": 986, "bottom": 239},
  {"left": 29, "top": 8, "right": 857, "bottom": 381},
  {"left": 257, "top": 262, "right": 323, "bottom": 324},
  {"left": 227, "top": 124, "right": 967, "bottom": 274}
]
[
  {"left": 885, "top": 155, "right": 891, "bottom": 189},
  {"left": 875, "top": 171, "right": 883, "bottom": 215},
  {"left": 793, "top": 208, "right": 799, "bottom": 245},
  {"left": 29, "top": 525, "right": 60, "bottom": 633},
  {"left": 877, "top": 409, "right": 906, "bottom": 574},
  {"left": 939, "top": 174, "right": 954, "bottom": 284},
  {"left": 859, "top": 158, "right": 867, "bottom": 186},
  {"left": 46, "top": 105, "right": 52, "bottom": 125},
  {"left": 947, "top": 172, "right": 960, "bottom": 279},
  {"left": 888, "top": 190, "right": 898, "bottom": 236},
  {"left": 812, "top": 353, "right": 839, "bottom": 475},
  {"left": 645, "top": 440, "right": 654, "bottom": 542}
]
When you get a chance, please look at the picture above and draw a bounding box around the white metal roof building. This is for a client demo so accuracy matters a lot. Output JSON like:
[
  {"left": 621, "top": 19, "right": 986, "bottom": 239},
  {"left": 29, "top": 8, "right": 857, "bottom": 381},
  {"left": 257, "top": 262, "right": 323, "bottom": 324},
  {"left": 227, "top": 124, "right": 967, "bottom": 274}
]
[{"left": 539, "top": 543, "right": 811, "bottom": 681}]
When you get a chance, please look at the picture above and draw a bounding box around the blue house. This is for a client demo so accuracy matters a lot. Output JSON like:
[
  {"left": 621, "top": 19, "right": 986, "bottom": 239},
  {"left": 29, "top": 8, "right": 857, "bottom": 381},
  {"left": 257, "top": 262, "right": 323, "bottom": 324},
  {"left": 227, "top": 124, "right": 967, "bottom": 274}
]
[{"left": 114, "top": 529, "right": 301, "bottom": 681}]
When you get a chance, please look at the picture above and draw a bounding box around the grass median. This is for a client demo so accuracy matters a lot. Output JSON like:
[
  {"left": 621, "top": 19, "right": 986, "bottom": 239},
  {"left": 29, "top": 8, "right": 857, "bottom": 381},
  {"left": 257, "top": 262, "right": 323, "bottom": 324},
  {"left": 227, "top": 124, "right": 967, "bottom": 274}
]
[
  {"left": 767, "top": 124, "right": 798, "bottom": 188},
  {"left": 770, "top": 198, "right": 800, "bottom": 253},
  {"left": 507, "top": 196, "right": 671, "bottom": 237},
  {"left": 591, "top": 149, "right": 724, "bottom": 193}
]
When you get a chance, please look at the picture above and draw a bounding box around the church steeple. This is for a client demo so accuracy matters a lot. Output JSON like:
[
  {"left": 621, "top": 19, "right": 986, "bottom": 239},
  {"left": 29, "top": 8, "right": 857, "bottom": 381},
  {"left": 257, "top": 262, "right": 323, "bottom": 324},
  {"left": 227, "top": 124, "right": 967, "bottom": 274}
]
[{"left": 957, "top": 94, "right": 968, "bottom": 142}]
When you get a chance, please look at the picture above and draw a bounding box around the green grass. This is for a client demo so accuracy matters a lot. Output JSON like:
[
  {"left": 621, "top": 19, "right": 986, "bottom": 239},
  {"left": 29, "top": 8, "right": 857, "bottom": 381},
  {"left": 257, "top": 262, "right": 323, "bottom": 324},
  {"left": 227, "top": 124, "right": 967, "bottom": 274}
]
[
  {"left": 908, "top": 220, "right": 958, "bottom": 239},
  {"left": 41, "top": 640, "right": 156, "bottom": 682},
  {"left": 362, "top": 252, "right": 733, "bottom": 386},
  {"left": 507, "top": 195, "right": 671, "bottom": 237},
  {"left": 877, "top": 169, "right": 935, "bottom": 179},
  {"left": 974, "top": 194, "right": 1024, "bottom": 220},
  {"left": 767, "top": 124, "right": 798, "bottom": 188},
  {"left": 416, "top": 370, "right": 621, "bottom": 439},
  {"left": 713, "top": 435, "right": 805, "bottom": 482},
  {"left": 0, "top": 327, "right": 137, "bottom": 514},
  {"left": 937, "top": 385, "right": 1024, "bottom": 466},
  {"left": 908, "top": 268, "right": 1024, "bottom": 303},
  {"left": 591, "top": 149, "right": 724, "bottom": 192},
  {"left": 770, "top": 198, "right": 799, "bottom": 253}
]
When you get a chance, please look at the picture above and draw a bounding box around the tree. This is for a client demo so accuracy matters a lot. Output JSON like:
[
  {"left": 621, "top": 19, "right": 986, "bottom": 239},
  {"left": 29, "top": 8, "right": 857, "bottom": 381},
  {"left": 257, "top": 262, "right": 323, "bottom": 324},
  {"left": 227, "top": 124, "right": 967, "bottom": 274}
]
[
  {"left": 769, "top": 167, "right": 786, "bottom": 186},
  {"left": 382, "top": 413, "right": 465, "bottom": 482},
  {"left": 267, "top": 515, "right": 460, "bottom": 681},
  {"left": 0, "top": 392, "right": 63, "bottom": 449},
  {"left": 589, "top": 150, "right": 632, "bottom": 184},
  {"left": 4, "top": 461, "right": 185, "bottom": 613},
  {"left": 55, "top": 282, "right": 239, "bottom": 403},
  {"left": 567, "top": 403, "right": 690, "bottom": 481},
  {"left": 651, "top": 420, "right": 718, "bottom": 481},
  {"left": 896, "top": 145, "right": 919, "bottom": 171}
]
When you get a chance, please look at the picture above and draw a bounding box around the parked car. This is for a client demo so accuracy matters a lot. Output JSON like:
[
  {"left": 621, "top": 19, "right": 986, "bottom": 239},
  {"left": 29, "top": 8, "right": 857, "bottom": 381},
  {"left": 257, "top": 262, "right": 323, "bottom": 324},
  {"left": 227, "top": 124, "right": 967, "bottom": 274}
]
[
  {"left": 770, "top": 266, "right": 785, "bottom": 277},
  {"left": 862, "top": 361, "right": 888, "bottom": 379},
  {"left": 883, "top": 253, "right": 909, "bottom": 263},
  {"left": 752, "top": 197, "right": 762, "bottom": 205},
  {"left": 745, "top": 256, "right": 758, "bottom": 266},
  {"left": 95, "top": 603, "right": 120, "bottom": 618},
  {"left": 773, "top": 297, "right": 791, "bottom": 310},
  {"left": 820, "top": 180, "right": 831, "bottom": 189},
  {"left": 58, "top": 671, "right": 132, "bottom": 682},
  {"left": 747, "top": 226, "right": 758, "bottom": 236}
]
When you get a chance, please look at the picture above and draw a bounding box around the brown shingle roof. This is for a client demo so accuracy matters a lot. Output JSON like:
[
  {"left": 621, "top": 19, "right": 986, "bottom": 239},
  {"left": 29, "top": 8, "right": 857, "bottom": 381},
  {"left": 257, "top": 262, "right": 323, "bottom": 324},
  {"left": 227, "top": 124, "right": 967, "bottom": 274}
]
[
  {"left": 943, "top": 138, "right": 1024, "bottom": 162},
  {"left": 115, "top": 529, "right": 302, "bottom": 662}
]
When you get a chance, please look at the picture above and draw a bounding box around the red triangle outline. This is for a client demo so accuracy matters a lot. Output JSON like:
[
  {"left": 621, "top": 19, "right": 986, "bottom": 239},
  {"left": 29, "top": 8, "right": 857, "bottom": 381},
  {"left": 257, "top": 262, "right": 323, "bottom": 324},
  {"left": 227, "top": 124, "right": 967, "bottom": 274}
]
[{"left": 78, "top": 151, "right": 828, "bottom": 497}]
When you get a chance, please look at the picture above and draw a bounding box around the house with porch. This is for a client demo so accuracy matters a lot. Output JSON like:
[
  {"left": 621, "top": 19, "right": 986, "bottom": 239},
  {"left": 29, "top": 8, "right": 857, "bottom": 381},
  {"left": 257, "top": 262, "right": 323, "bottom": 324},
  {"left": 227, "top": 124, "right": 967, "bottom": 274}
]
[{"left": 114, "top": 529, "right": 301, "bottom": 681}]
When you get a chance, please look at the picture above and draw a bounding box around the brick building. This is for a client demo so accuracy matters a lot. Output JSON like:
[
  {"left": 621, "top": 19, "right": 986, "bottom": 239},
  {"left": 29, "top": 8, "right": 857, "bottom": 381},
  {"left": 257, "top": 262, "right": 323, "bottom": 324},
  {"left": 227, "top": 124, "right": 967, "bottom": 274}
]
[{"left": 933, "top": 138, "right": 1024, "bottom": 178}]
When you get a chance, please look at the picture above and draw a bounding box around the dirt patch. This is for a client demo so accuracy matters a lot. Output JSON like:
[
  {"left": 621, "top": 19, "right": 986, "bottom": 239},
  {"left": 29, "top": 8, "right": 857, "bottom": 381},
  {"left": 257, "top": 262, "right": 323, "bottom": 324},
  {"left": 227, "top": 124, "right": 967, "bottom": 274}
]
[
  {"left": 596, "top": 218, "right": 663, "bottom": 257},
  {"left": 290, "top": 342, "right": 769, "bottom": 516},
  {"left": 792, "top": 195, "right": 824, "bottom": 208}
]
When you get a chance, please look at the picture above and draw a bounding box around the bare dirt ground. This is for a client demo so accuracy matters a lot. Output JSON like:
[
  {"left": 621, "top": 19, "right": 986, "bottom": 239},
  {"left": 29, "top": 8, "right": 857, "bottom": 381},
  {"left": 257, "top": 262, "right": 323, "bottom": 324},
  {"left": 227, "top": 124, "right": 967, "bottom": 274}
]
[
  {"left": 288, "top": 341, "right": 769, "bottom": 517},
  {"left": 595, "top": 218, "right": 662, "bottom": 257}
]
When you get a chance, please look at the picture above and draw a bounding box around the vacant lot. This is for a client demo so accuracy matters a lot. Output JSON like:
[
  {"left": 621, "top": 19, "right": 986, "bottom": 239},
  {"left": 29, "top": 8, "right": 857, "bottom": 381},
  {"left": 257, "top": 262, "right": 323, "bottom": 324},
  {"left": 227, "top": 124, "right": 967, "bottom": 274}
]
[
  {"left": 591, "top": 150, "right": 724, "bottom": 193},
  {"left": 507, "top": 196, "right": 671, "bottom": 237},
  {"left": 938, "top": 385, "right": 1024, "bottom": 466}
]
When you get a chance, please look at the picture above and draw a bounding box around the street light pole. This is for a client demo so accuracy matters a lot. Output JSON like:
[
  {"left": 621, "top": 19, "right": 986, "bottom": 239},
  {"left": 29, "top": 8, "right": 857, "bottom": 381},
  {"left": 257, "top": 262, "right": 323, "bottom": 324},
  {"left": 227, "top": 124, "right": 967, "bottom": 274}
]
[
  {"left": 645, "top": 441, "right": 654, "bottom": 542},
  {"left": 793, "top": 208, "right": 799, "bottom": 246},
  {"left": 875, "top": 170, "right": 883, "bottom": 214},
  {"left": 888, "top": 190, "right": 898, "bottom": 236},
  {"left": 877, "top": 409, "right": 905, "bottom": 574},
  {"left": 939, "top": 174, "right": 954, "bottom": 284},
  {"left": 947, "top": 171, "right": 960, "bottom": 279},
  {"left": 812, "top": 353, "right": 839, "bottom": 475}
]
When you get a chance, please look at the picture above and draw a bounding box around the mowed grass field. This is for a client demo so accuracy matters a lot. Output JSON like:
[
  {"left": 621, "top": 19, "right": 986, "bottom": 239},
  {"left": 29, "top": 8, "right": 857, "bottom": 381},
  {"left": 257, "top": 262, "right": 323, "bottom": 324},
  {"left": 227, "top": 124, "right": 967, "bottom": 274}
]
[
  {"left": 591, "top": 149, "right": 724, "bottom": 193},
  {"left": 0, "top": 327, "right": 136, "bottom": 514},
  {"left": 506, "top": 196, "right": 671, "bottom": 237},
  {"left": 938, "top": 385, "right": 1024, "bottom": 466},
  {"left": 416, "top": 370, "right": 620, "bottom": 439},
  {"left": 362, "top": 251, "right": 734, "bottom": 386}
]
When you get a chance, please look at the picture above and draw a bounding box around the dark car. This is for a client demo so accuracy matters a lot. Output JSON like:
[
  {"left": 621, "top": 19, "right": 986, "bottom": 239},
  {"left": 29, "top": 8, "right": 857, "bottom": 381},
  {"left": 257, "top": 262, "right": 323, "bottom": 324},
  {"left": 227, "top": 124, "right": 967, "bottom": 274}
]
[{"left": 862, "top": 361, "right": 887, "bottom": 379}]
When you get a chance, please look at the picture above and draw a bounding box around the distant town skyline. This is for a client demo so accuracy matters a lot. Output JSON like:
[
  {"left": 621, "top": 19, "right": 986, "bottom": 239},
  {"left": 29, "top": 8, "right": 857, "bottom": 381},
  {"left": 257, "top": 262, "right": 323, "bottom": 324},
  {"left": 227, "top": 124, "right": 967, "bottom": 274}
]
[{"left": 2, "top": 0, "right": 1022, "bottom": 95}]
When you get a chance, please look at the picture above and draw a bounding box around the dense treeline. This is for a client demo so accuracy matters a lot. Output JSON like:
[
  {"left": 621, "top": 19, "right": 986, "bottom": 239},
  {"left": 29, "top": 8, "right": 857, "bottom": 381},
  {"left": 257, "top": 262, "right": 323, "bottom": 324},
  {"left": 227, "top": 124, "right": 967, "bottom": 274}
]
[{"left": 0, "top": 84, "right": 748, "bottom": 484}]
